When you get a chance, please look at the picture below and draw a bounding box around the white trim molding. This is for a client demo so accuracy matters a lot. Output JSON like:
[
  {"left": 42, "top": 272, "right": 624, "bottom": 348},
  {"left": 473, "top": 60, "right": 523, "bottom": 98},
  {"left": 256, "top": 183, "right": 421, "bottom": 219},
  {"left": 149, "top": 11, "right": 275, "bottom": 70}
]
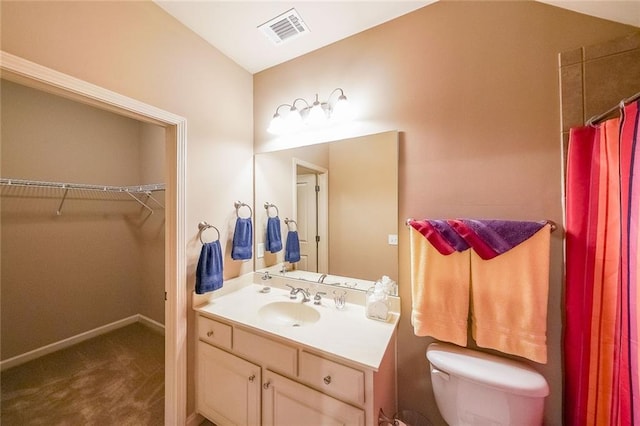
[
  {"left": 1, "top": 51, "right": 188, "bottom": 425},
  {"left": 0, "top": 314, "right": 166, "bottom": 371}
]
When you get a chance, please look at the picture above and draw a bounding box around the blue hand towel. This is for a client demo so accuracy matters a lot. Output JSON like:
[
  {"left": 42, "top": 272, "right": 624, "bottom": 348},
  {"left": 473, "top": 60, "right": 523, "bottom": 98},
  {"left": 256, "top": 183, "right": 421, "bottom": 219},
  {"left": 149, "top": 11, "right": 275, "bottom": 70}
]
[
  {"left": 285, "top": 230, "right": 301, "bottom": 263},
  {"left": 266, "top": 216, "right": 283, "bottom": 253},
  {"left": 195, "top": 241, "right": 223, "bottom": 294},
  {"left": 231, "top": 217, "right": 253, "bottom": 260}
]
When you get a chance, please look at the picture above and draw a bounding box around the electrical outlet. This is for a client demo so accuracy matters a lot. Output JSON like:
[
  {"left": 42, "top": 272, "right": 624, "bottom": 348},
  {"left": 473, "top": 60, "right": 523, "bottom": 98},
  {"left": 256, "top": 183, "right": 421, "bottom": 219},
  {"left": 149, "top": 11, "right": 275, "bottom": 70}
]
[{"left": 388, "top": 234, "right": 398, "bottom": 245}]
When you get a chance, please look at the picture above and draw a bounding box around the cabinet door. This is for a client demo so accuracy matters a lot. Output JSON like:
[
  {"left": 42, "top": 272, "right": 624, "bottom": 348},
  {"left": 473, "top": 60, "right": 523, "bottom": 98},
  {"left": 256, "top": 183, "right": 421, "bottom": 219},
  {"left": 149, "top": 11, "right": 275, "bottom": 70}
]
[
  {"left": 197, "top": 342, "right": 261, "bottom": 426},
  {"left": 262, "top": 370, "right": 365, "bottom": 426}
]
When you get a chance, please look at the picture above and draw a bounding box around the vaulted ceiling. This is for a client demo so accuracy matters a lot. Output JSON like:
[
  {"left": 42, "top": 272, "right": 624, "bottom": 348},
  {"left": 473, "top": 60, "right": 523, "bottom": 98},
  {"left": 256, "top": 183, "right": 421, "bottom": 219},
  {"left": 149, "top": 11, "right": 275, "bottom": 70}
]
[{"left": 154, "top": 1, "right": 639, "bottom": 74}]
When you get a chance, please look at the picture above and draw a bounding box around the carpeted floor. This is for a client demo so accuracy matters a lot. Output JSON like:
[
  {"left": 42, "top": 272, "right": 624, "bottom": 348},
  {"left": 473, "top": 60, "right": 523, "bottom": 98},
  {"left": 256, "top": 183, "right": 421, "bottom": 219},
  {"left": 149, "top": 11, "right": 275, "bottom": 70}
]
[{"left": 1, "top": 322, "right": 164, "bottom": 425}]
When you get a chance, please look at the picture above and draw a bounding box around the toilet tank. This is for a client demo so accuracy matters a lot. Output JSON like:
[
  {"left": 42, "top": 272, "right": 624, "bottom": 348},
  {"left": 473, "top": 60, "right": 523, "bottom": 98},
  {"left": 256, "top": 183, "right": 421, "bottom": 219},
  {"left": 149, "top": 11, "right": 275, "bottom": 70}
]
[{"left": 426, "top": 342, "right": 549, "bottom": 426}]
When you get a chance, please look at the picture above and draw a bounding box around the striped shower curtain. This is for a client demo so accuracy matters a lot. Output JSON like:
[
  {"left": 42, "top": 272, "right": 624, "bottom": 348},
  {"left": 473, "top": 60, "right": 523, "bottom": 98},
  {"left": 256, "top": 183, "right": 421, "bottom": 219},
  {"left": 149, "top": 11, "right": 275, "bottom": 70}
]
[{"left": 565, "top": 99, "right": 639, "bottom": 425}]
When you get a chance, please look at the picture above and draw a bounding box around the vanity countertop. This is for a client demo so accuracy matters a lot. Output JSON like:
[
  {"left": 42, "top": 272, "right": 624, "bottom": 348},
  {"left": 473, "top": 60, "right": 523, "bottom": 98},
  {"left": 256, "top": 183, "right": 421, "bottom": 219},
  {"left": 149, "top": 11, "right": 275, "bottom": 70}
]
[{"left": 194, "top": 274, "right": 400, "bottom": 371}]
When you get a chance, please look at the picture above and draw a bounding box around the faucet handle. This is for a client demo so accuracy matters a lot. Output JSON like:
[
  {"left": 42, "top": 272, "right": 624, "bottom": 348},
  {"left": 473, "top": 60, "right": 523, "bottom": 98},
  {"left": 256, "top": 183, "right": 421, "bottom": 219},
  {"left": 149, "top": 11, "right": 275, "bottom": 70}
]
[
  {"left": 313, "top": 291, "right": 326, "bottom": 305},
  {"left": 285, "top": 284, "right": 297, "bottom": 299}
]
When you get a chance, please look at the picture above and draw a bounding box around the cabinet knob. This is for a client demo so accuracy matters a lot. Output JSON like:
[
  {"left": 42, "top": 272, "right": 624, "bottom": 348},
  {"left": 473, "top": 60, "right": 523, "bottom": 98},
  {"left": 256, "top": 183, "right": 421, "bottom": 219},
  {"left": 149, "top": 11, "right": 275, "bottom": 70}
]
[
  {"left": 263, "top": 381, "right": 271, "bottom": 389},
  {"left": 323, "top": 375, "right": 332, "bottom": 385},
  {"left": 248, "top": 374, "right": 256, "bottom": 382},
  {"left": 207, "top": 330, "right": 214, "bottom": 337}
]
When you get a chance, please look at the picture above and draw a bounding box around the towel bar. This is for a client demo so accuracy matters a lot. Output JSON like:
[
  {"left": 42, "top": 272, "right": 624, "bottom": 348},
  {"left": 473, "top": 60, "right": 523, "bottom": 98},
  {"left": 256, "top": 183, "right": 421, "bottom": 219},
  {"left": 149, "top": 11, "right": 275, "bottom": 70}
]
[{"left": 405, "top": 218, "right": 558, "bottom": 232}]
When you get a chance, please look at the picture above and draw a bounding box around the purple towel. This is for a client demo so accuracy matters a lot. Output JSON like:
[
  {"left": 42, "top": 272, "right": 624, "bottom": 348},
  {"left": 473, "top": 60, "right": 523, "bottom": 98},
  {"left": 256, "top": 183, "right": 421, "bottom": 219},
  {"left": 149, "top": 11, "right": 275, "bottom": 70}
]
[
  {"left": 429, "top": 220, "right": 470, "bottom": 252},
  {"left": 409, "top": 219, "right": 470, "bottom": 255},
  {"left": 450, "top": 219, "right": 548, "bottom": 259},
  {"left": 410, "top": 218, "right": 549, "bottom": 259}
]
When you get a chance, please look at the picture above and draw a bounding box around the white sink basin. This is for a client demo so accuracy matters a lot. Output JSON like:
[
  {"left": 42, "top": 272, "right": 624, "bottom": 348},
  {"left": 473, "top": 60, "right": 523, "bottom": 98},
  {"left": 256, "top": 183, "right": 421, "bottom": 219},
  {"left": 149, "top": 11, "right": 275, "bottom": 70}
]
[{"left": 257, "top": 301, "right": 321, "bottom": 327}]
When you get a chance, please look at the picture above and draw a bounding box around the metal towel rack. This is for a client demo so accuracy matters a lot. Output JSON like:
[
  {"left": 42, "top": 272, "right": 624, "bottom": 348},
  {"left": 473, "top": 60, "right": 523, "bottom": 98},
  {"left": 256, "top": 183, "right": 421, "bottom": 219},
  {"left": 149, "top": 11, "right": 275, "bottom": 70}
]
[
  {"left": 0, "top": 177, "right": 165, "bottom": 215},
  {"left": 284, "top": 217, "right": 297, "bottom": 231},
  {"left": 234, "top": 201, "right": 252, "bottom": 219},
  {"left": 264, "top": 202, "right": 279, "bottom": 218},
  {"left": 405, "top": 218, "right": 557, "bottom": 232},
  {"left": 198, "top": 221, "right": 220, "bottom": 244}
]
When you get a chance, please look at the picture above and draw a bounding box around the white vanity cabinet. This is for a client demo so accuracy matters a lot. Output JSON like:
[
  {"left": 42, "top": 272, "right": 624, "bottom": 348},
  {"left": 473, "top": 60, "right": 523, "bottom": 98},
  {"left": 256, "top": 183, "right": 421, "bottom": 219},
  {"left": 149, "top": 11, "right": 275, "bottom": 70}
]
[
  {"left": 262, "top": 370, "right": 365, "bottom": 426},
  {"left": 197, "top": 342, "right": 261, "bottom": 426},
  {"left": 195, "top": 313, "right": 396, "bottom": 426}
]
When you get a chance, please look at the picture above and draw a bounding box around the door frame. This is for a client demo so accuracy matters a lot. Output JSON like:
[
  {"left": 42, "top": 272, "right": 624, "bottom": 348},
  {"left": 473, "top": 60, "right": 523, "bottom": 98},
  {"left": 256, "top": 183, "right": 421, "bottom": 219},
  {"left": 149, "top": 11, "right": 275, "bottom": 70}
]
[
  {"left": 0, "top": 51, "right": 188, "bottom": 424},
  {"left": 292, "top": 158, "right": 328, "bottom": 273}
]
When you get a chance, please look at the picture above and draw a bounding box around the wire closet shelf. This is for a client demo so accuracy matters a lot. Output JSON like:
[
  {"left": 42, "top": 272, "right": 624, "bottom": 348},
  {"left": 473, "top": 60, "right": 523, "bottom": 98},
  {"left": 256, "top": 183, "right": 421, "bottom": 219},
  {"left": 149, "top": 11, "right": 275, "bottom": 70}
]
[{"left": 0, "top": 177, "right": 165, "bottom": 215}]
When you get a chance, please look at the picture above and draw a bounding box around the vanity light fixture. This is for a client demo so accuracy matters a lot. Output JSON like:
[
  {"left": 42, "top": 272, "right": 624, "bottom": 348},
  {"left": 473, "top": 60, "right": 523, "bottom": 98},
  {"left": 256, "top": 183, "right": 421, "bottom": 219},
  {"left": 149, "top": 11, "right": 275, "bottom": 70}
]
[{"left": 267, "top": 88, "right": 352, "bottom": 135}]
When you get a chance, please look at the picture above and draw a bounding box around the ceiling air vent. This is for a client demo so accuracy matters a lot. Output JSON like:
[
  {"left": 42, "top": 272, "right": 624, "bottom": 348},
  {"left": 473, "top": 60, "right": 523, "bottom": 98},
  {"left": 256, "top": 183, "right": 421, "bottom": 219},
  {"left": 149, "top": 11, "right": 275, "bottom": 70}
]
[{"left": 258, "top": 8, "right": 309, "bottom": 45}]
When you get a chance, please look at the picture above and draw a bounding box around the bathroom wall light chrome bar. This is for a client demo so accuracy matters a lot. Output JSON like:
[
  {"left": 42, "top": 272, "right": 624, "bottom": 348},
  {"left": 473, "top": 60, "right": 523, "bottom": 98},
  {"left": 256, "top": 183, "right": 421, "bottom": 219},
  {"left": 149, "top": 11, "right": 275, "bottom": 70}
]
[{"left": 267, "top": 88, "right": 352, "bottom": 135}]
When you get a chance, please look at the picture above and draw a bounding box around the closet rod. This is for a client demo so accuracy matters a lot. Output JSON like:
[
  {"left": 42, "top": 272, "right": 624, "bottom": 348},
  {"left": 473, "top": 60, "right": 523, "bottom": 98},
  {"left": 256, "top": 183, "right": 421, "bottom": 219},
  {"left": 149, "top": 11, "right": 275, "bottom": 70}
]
[
  {"left": 587, "top": 91, "right": 640, "bottom": 126},
  {"left": 0, "top": 178, "right": 165, "bottom": 193},
  {"left": 0, "top": 178, "right": 165, "bottom": 215}
]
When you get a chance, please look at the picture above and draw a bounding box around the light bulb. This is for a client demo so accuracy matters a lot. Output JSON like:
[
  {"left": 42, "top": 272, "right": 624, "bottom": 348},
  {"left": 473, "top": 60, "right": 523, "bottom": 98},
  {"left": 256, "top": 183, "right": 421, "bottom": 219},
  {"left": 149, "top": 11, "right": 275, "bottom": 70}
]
[
  {"left": 307, "top": 96, "right": 327, "bottom": 126},
  {"left": 331, "top": 95, "right": 352, "bottom": 122},
  {"left": 286, "top": 106, "right": 303, "bottom": 132},
  {"left": 267, "top": 113, "right": 285, "bottom": 135}
]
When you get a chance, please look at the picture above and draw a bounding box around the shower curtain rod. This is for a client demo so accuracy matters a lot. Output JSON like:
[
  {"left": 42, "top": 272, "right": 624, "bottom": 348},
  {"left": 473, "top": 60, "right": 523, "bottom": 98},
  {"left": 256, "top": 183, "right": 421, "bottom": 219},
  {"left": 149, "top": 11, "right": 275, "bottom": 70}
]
[{"left": 587, "top": 91, "right": 640, "bottom": 126}]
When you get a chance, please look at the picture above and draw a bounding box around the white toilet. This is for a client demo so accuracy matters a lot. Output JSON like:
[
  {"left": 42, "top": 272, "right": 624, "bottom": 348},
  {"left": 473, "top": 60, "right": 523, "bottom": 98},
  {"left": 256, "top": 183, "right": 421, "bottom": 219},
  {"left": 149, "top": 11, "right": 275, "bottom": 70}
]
[{"left": 426, "top": 342, "right": 549, "bottom": 425}]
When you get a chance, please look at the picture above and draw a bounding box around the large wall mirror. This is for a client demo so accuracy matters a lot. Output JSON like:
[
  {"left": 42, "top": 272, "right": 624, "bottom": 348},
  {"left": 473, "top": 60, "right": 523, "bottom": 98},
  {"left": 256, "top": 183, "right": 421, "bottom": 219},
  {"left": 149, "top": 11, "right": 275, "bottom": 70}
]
[{"left": 254, "top": 131, "right": 398, "bottom": 292}]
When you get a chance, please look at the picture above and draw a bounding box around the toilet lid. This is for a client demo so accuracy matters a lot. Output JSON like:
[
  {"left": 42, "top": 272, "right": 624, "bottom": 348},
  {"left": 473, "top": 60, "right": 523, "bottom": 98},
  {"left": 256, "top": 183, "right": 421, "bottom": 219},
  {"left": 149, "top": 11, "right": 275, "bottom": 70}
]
[{"left": 426, "top": 342, "right": 549, "bottom": 397}]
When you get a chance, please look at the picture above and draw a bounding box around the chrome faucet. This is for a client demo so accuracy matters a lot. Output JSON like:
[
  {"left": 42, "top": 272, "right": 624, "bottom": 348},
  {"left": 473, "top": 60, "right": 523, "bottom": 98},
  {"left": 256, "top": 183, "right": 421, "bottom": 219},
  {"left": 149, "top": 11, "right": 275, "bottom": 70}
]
[
  {"left": 313, "top": 291, "right": 326, "bottom": 305},
  {"left": 262, "top": 271, "right": 271, "bottom": 280},
  {"left": 317, "top": 274, "right": 328, "bottom": 283},
  {"left": 286, "top": 284, "right": 311, "bottom": 303}
]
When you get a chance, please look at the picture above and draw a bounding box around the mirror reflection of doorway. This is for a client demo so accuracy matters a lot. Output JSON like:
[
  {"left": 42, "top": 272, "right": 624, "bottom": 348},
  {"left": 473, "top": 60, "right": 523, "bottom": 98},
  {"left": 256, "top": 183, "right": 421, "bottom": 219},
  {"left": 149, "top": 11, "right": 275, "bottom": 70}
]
[{"left": 294, "top": 160, "right": 328, "bottom": 273}]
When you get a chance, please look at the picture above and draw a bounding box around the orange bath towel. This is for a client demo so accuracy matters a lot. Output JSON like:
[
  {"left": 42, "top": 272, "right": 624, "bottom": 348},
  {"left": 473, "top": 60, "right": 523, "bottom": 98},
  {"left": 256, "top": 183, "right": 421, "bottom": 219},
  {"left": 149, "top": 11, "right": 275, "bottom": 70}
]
[
  {"left": 409, "top": 227, "right": 470, "bottom": 346},
  {"left": 470, "top": 225, "right": 551, "bottom": 363}
]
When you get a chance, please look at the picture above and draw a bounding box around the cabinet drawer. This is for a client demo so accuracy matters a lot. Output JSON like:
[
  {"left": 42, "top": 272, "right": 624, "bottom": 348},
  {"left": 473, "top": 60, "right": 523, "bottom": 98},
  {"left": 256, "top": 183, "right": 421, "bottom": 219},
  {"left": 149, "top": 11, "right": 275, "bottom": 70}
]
[
  {"left": 299, "top": 351, "right": 365, "bottom": 405},
  {"left": 234, "top": 328, "right": 297, "bottom": 376},
  {"left": 198, "top": 315, "right": 232, "bottom": 350}
]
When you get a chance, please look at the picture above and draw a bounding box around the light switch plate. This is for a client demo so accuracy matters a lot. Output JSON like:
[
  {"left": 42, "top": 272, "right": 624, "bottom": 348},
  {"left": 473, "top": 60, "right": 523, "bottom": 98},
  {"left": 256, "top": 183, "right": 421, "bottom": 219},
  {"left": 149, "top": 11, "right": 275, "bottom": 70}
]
[
  {"left": 388, "top": 234, "right": 398, "bottom": 245},
  {"left": 257, "top": 243, "right": 265, "bottom": 258}
]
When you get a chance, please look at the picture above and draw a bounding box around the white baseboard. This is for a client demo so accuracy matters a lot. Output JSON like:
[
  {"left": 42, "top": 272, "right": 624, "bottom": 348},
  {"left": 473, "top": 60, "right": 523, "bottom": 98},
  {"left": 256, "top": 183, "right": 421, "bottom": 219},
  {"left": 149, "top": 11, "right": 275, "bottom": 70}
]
[
  {"left": 138, "top": 313, "right": 166, "bottom": 336},
  {"left": 186, "top": 412, "right": 206, "bottom": 426},
  {"left": 1, "top": 314, "right": 165, "bottom": 371}
]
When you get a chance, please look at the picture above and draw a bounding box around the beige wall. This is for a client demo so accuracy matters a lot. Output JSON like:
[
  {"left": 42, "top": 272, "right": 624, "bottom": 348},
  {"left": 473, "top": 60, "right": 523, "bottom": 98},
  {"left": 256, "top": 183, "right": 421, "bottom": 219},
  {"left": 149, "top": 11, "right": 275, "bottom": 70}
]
[
  {"left": 1, "top": 0, "right": 254, "bottom": 416},
  {"left": 328, "top": 132, "right": 398, "bottom": 281},
  {"left": 254, "top": 2, "right": 637, "bottom": 424}
]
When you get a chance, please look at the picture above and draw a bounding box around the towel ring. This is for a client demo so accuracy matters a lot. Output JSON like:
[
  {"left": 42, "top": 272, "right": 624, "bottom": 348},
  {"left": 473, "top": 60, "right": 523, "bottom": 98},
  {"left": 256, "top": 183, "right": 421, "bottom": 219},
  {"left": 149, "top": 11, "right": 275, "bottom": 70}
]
[
  {"left": 284, "top": 218, "right": 297, "bottom": 231},
  {"left": 264, "top": 202, "right": 279, "bottom": 218},
  {"left": 198, "top": 221, "right": 220, "bottom": 244},
  {"left": 234, "top": 201, "right": 253, "bottom": 219}
]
